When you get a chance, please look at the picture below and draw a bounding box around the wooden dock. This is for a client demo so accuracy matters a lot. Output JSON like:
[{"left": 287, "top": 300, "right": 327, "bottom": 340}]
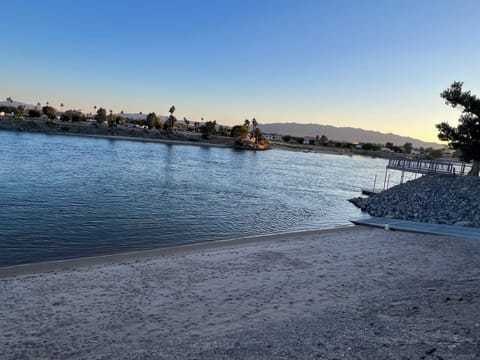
[
  {"left": 359, "top": 158, "right": 472, "bottom": 196},
  {"left": 387, "top": 158, "right": 471, "bottom": 175}
]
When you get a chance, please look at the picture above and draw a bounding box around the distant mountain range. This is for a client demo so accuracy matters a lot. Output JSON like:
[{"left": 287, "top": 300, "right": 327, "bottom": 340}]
[
  {"left": 119, "top": 113, "right": 169, "bottom": 121},
  {"left": 258, "top": 123, "right": 442, "bottom": 149},
  {"left": 0, "top": 100, "right": 36, "bottom": 109}
]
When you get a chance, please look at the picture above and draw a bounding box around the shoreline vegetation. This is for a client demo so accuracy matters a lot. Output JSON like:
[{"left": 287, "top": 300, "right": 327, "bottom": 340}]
[
  {"left": 0, "top": 115, "right": 425, "bottom": 159},
  {"left": 1, "top": 225, "right": 480, "bottom": 359}
]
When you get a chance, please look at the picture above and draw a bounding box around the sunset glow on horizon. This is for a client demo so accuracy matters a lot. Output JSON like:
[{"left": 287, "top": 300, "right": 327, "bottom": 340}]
[{"left": 2, "top": 0, "right": 480, "bottom": 143}]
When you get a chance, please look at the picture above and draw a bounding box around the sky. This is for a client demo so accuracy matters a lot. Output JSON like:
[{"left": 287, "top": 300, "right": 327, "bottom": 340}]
[{"left": 2, "top": 0, "right": 480, "bottom": 143}]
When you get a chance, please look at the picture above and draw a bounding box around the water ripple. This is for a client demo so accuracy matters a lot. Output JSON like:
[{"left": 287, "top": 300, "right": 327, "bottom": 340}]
[{"left": 0, "top": 131, "right": 393, "bottom": 266}]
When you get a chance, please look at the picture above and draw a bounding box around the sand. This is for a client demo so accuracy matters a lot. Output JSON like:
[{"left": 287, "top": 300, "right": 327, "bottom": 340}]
[{"left": 1, "top": 226, "right": 480, "bottom": 359}]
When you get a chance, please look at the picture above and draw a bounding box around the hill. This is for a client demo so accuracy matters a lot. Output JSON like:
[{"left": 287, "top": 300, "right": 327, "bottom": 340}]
[
  {"left": 0, "top": 100, "right": 36, "bottom": 109},
  {"left": 258, "top": 123, "right": 441, "bottom": 149}
]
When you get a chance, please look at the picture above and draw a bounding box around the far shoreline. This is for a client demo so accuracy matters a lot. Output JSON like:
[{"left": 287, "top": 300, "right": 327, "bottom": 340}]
[
  {"left": 0, "top": 116, "right": 399, "bottom": 158},
  {"left": 55, "top": 131, "right": 232, "bottom": 149}
]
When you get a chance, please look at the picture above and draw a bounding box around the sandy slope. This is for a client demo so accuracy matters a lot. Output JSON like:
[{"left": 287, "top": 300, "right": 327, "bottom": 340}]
[{"left": 1, "top": 226, "right": 480, "bottom": 359}]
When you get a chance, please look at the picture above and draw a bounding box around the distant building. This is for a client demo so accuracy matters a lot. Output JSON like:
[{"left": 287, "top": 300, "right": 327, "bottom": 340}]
[
  {"left": 264, "top": 134, "right": 283, "bottom": 142},
  {"left": 303, "top": 136, "right": 315, "bottom": 145}
]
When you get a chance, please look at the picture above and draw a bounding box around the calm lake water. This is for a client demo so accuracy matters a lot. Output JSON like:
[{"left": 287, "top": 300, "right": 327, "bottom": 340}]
[{"left": 0, "top": 131, "right": 396, "bottom": 266}]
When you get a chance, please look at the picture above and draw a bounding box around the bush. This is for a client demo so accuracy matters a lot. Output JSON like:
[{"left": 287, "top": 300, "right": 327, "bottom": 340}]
[{"left": 28, "top": 109, "right": 42, "bottom": 118}]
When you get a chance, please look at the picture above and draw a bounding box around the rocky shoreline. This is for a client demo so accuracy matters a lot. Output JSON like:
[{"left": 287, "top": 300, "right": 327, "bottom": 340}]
[{"left": 349, "top": 174, "right": 480, "bottom": 227}]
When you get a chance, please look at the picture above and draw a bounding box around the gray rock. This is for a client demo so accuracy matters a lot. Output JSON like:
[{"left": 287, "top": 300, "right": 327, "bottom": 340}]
[{"left": 349, "top": 174, "right": 480, "bottom": 228}]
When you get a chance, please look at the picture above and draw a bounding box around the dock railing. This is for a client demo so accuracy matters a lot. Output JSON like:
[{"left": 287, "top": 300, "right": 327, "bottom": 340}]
[{"left": 387, "top": 158, "right": 471, "bottom": 175}]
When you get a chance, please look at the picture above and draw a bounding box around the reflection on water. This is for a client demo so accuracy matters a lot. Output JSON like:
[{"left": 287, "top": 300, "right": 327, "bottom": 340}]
[{"left": 0, "top": 131, "right": 390, "bottom": 266}]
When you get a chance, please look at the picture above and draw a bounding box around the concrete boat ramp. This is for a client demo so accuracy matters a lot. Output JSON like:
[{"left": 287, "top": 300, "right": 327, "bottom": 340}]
[{"left": 352, "top": 217, "right": 480, "bottom": 240}]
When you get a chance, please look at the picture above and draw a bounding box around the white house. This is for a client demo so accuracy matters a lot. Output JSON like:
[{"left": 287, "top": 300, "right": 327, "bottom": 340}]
[
  {"left": 302, "top": 136, "right": 316, "bottom": 145},
  {"left": 264, "top": 134, "right": 283, "bottom": 142}
]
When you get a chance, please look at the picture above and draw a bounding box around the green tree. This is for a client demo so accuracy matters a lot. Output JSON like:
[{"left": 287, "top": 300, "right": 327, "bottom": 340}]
[
  {"left": 436, "top": 81, "right": 480, "bottom": 175},
  {"left": 167, "top": 105, "right": 176, "bottom": 132},
  {"left": 153, "top": 118, "right": 162, "bottom": 129},
  {"left": 218, "top": 125, "right": 230, "bottom": 136},
  {"left": 28, "top": 109, "right": 42, "bottom": 118},
  {"left": 17, "top": 105, "right": 26, "bottom": 115},
  {"left": 403, "top": 142, "right": 413, "bottom": 153},
  {"left": 96, "top": 107, "right": 107, "bottom": 124},
  {"left": 361, "top": 143, "right": 380, "bottom": 151},
  {"left": 250, "top": 118, "right": 258, "bottom": 142},
  {"left": 201, "top": 120, "right": 217, "bottom": 139},
  {"left": 61, "top": 110, "right": 85, "bottom": 122},
  {"left": 244, "top": 119, "right": 250, "bottom": 134},
  {"left": 0, "top": 106, "right": 19, "bottom": 115},
  {"left": 107, "top": 109, "right": 116, "bottom": 131},
  {"left": 115, "top": 115, "right": 126, "bottom": 126},
  {"left": 146, "top": 112, "right": 158, "bottom": 129},
  {"left": 253, "top": 127, "right": 264, "bottom": 143},
  {"left": 42, "top": 106, "right": 57, "bottom": 120},
  {"left": 231, "top": 125, "right": 249, "bottom": 138},
  {"left": 426, "top": 148, "right": 443, "bottom": 160},
  {"left": 320, "top": 135, "right": 328, "bottom": 145},
  {"left": 282, "top": 135, "right": 292, "bottom": 142}
]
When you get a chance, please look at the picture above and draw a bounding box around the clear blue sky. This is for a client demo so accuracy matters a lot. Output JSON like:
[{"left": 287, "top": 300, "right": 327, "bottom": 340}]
[{"left": 2, "top": 0, "right": 480, "bottom": 142}]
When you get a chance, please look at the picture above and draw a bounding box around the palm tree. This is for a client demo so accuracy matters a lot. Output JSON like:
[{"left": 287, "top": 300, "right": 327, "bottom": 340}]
[
  {"left": 244, "top": 119, "right": 251, "bottom": 138},
  {"left": 252, "top": 118, "right": 258, "bottom": 143},
  {"left": 6, "top": 97, "right": 13, "bottom": 103},
  {"left": 168, "top": 106, "right": 176, "bottom": 131},
  {"left": 60, "top": 103, "right": 64, "bottom": 114},
  {"left": 37, "top": 102, "right": 41, "bottom": 110},
  {"left": 108, "top": 109, "right": 115, "bottom": 133}
]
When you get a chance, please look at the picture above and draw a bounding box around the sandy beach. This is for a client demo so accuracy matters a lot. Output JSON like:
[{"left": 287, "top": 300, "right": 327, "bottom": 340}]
[{"left": 1, "top": 226, "right": 480, "bottom": 359}]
